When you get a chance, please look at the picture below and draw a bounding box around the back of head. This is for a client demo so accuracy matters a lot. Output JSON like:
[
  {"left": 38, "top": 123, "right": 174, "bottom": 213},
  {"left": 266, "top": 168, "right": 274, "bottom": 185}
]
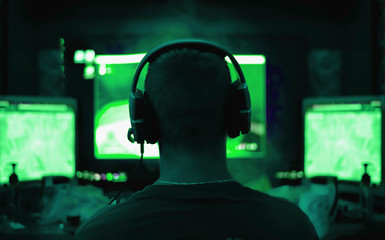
[{"left": 145, "top": 48, "right": 231, "bottom": 149}]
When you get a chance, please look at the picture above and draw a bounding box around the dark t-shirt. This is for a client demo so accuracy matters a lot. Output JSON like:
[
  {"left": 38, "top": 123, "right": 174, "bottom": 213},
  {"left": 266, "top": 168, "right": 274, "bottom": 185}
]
[{"left": 75, "top": 182, "right": 318, "bottom": 240}]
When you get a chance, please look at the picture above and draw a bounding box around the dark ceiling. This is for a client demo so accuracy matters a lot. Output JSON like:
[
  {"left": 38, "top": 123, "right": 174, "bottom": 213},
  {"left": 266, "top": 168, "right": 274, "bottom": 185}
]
[{"left": 17, "top": 0, "right": 361, "bottom": 25}]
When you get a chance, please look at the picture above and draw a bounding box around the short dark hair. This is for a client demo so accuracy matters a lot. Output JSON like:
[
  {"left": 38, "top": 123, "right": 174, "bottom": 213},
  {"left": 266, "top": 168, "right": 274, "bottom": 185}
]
[{"left": 145, "top": 48, "right": 231, "bottom": 147}]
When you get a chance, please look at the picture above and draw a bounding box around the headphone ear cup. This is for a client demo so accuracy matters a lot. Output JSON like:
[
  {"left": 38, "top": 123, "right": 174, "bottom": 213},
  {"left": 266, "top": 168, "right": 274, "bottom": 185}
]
[
  {"left": 143, "top": 92, "right": 160, "bottom": 144},
  {"left": 236, "top": 81, "right": 251, "bottom": 135},
  {"left": 226, "top": 80, "right": 251, "bottom": 138},
  {"left": 129, "top": 90, "right": 145, "bottom": 144},
  {"left": 226, "top": 82, "right": 241, "bottom": 138}
]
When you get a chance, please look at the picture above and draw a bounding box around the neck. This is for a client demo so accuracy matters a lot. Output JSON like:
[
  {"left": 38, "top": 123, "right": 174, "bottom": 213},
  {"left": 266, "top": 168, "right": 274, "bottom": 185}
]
[{"left": 155, "top": 137, "right": 232, "bottom": 184}]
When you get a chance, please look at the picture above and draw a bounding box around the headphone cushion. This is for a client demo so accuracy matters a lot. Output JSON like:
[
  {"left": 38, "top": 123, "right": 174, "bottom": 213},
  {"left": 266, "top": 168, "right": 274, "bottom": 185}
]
[
  {"left": 226, "top": 82, "right": 241, "bottom": 138},
  {"left": 143, "top": 93, "right": 160, "bottom": 144},
  {"left": 226, "top": 80, "right": 251, "bottom": 138},
  {"left": 129, "top": 90, "right": 145, "bottom": 144}
]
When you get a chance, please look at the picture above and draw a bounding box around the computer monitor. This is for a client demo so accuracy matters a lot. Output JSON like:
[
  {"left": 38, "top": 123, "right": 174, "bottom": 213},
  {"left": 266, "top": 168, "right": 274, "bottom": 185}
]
[
  {"left": 93, "top": 53, "right": 266, "bottom": 159},
  {"left": 303, "top": 96, "right": 384, "bottom": 185},
  {"left": 0, "top": 96, "right": 77, "bottom": 184}
]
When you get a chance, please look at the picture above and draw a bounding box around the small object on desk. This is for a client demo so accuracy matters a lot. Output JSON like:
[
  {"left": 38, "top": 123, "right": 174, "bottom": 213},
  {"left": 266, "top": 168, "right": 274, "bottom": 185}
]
[
  {"left": 360, "top": 163, "right": 373, "bottom": 224},
  {"left": 9, "top": 163, "right": 19, "bottom": 185},
  {"left": 62, "top": 215, "right": 81, "bottom": 235},
  {"left": 8, "top": 221, "right": 25, "bottom": 230},
  {"left": 361, "top": 163, "right": 371, "bottom": 186},
  {"left": 67, "top": 215, "right": 80, "bottom": 227}
]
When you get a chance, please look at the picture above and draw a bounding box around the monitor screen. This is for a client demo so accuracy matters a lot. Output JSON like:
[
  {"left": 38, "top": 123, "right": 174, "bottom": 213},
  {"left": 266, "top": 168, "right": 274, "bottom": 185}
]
[
  {"left": 303, "top": 96, "right": 383, "bottom": 184},
  {"left": 93, "top": 53, "right": 266, "bottom": 159},
  {"left": 0, "top": 96, "right": 77, "bottom": 184}
]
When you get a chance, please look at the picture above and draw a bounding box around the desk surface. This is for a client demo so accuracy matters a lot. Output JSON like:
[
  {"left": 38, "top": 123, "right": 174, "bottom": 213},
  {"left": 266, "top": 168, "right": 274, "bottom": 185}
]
[
  {"left": 0, "top": 216, "right": 73, "bottom": 240},
  {"left": 322, "top": 222, "right": 385, "bottom": 240}
]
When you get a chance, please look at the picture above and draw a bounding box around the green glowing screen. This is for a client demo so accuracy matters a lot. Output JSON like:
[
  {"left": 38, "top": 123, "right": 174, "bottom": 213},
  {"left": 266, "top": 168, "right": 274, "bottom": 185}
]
[
  {"left": 304, "top": 97, "right": 383, "bottom": 184},
  {"left": 94, "top": 54, "right": 266, "bottom": 159},
  {"left": 0, "top": 97, "right": 76, "bottom": 184}
]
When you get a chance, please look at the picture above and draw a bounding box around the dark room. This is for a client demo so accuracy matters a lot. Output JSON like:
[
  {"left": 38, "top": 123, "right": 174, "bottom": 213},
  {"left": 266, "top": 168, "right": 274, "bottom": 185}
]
[{"left": 0, "top": 0, "right": 384, "bottom": 239}]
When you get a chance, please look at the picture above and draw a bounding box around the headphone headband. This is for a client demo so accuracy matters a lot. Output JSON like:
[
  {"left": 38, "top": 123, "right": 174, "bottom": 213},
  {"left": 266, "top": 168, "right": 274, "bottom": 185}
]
[
  {"left": 128, "top": 39, "right": 251, "bottom": 144},
  {"left": 131, "top": 39, "right": 246, "bottom": 93}
]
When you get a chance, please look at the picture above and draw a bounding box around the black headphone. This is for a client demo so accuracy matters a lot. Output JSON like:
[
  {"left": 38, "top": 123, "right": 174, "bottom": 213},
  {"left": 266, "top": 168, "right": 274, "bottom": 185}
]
[{"left": 128, "top": 39, "right": 251, "bottom": 145}]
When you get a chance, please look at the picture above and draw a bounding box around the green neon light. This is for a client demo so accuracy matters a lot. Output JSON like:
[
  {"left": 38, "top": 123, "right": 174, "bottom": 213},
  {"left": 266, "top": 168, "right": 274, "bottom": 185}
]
[
  {"left": 74, "top": 50, "right": 85, "bottom": 63},
  {"left": 118, "top": 172, "right": 127, "bottom": 182},
  {"left": 371, "top": 101, "right": 382, "bottom": 107},
  {"left": 312, "top": 104, "right": 363, "bottom": 112},
  {"left": 106, "top": 172, "right": 113, "bottom": 181},
  {"left": 85, "top": 65, "right": 95, "bottom": 74},
  {"left": 17, "top": 104, "right": 69, "bottom": 111},
  {"left": 99, "top": 64, "right": 107, "bottom": 75},
  {"left": 83, "top": 171, "right": 90, "bottom": 180},
  {"left": 226, "top": 55, "right": 266, "bottom": 64},
  {"left": 75, "top": 47, "right": 266, "bottom": 66},
  {"left": 95, "top": 53, "right": 146, "bottom": 64},
  {"left": 94, "top": 173, "right": 101, "bottom": 181},
  {"left": 84, "top": 65, "right": 95, "bottom": 79},
  {"left": 93, "top": 53, "right": 265, "bottom": 65},
  {"left": 0, "top": 101, "right": 10, "bottom": 107},
  {"left": 85, "top": 49, "right": 96, "bottom": 62}
]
